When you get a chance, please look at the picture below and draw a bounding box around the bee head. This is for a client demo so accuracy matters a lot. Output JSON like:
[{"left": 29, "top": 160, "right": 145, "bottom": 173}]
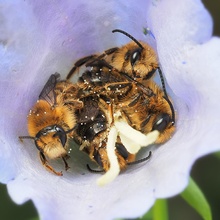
[
  {"left": 152, "top": 113, "right": 175, "bottom": 144},
  {"left": 35, "top": 125, "right": 68, "bottom": 159},
  {"left": 112, "top": 29, "right": 158, "bottom": 80}
]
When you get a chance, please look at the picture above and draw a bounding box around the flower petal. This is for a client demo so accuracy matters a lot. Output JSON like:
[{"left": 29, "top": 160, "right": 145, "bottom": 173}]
[{"left": 1, "top": 1, "right": 219, "bottom": 220}]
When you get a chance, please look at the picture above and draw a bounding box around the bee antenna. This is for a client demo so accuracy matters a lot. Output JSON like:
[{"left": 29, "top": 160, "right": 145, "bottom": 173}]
[
  {"left": 128, "top": 151, "right": 152, "bottom": 166},
  {"left": 163, "top": 96, "right": 176, "bottom": 125},
  {"left": 86, "top": 164, "right": 104, "bottom": 173},
  {"left": 112, "top": 29, "right": 144, "bottom": 49},
  {"left": 19, "top": 136, "right": 35, "bottom": 141},
  {"left": 157, "top": 67, "right": 168, "bottom": 98},
  {"left": 157, "top": 67, "right": 175, "bottom": 125}
]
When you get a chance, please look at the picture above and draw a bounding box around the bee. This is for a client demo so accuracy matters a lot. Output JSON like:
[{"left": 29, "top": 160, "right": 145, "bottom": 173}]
[
  {"left": 74, "top": 94, "right": 155, "bottom": 186},
  {"left": 72, "top": 62, "right": 175, "bottom": 186},
  {"left": 66, "top": 29, "right": 159, "bottom": 83},
  {"left": 19, "top": 73, "right": 83, "bottom": 176}
]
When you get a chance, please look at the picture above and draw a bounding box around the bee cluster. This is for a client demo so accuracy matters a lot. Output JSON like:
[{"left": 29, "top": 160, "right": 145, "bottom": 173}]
[{"left": 19, "top": 29, "right": 175, "bottom": 186}]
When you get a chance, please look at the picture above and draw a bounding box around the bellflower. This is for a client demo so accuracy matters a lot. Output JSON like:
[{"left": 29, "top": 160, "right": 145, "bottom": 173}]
[{"left": 0, "top": 0, "right": 220, "bottom": 220}]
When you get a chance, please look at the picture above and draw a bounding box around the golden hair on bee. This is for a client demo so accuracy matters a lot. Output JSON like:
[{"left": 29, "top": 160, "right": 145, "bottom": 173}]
[
  {"left": 116, "top": 79, "right": 175, "bottom": 144},
  {"left": 66, "top": 29, "right": 172, "bottom": 121},
  {"left": 104, "top": 41, "right": 158, "bottom": 80},
  {"left": 74, "top": 95, "right": 154, "bottom": 186},
  {"left": 72, "top": 61, "right": 175, "bottom": 186},
  {"left": 19, "top": 73, "right": 83, "bottom": 176},
  {"left": 66, "top": 29, "right": 159, "bottom": 82}
]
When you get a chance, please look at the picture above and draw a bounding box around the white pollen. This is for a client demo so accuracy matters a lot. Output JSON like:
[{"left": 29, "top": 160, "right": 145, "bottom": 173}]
[
  {"left": 115, "top": 119, "right": 159, "bottom": 153},
  {"left": 97, "top": 126, "right": 120, "bottom": 186}
]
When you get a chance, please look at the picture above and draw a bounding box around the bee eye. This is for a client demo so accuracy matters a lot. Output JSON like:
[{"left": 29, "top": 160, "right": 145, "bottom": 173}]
[
  {"left": 54, "top": 126, "right": 67, "bottom": 147},
  {"left": 85, "top": 122, "right": 106, "bottom": 141},
  {"left": 130, "top": 48, "right": 142, "bottom": 67},
  {"left": 152, "top": 113, "right": 171, "bottom": 132}
]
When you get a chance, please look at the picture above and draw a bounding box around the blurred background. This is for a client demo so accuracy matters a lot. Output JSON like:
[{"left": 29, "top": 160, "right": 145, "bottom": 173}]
[{"left": 0, "top": 0, "right": 219, "bottom": 219}]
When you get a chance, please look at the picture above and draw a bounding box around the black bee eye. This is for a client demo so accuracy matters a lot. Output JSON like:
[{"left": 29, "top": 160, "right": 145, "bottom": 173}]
[
  {"left": 54, "top": 126, "right": 67, "bottom": 147},
  {"left": 130, "top": 48, "right": 142, "bottom": 67},
  {"left": 152, "top": 113, "right": 171, "bottom": 132},
  {"left": 85, "top": 122, "right": 106, "bottom": 141}
]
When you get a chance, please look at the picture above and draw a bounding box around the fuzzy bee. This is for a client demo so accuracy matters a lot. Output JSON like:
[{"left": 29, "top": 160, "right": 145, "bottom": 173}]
[
  {"left": 66, "top": 29, "right": 159, "bottom": 83},
  {"left": 70, "top": 61, "right": 175, "bottom": 186},
  {"left": 19, "top": 73, "right": 83, "bottom": 176}
]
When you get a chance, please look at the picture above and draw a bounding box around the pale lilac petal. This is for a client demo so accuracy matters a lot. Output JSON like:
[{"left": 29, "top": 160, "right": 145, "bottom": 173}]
[{"left": 0, "top": 0, "right": 219, "bottom": 220}]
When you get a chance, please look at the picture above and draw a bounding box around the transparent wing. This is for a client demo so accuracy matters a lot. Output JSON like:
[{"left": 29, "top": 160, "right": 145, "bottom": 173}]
[{"left": 39, "top": 73, "right": 61, "bottom": 106}]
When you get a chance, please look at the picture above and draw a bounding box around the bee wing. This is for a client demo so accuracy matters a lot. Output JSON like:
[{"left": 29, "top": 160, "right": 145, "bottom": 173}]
[{"left": 39, "top": 73, "right": 61, "bottom": 106}]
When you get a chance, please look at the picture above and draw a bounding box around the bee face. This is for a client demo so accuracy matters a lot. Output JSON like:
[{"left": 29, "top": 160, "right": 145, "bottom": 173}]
[
  {"left": 106, "top": 41, "right": 158, "bottom": 80},
  {"left": 35, "top": 125, "right": 67, "bottom": 159},
  {"left": 27, "top": 100, "right": 75, "bottom": 139},
  {"left": 20, "top": 73, "right": 82, "bottom": 176}
]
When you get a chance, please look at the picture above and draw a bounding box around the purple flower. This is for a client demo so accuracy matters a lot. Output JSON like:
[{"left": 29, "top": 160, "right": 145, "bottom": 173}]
[{"left": 0, "top": 0, "right": 219, "bottom": 219}]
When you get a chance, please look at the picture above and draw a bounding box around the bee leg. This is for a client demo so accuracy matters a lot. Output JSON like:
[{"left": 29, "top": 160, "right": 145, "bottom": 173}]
[
  {"left": 66, "top": 55, "right": 98, "bottom": 80},
  {"left": 65, "top": 100, "right": 84, "bottom": 110},
  {"left": 106, "top": 82, "right": 133, "bottom": 96},
  {"left": 86, "top": 164, "right": 104, "bottom": 173},
  {"left": 18, "top": 136, "right": 35, "bottom": 142},
  {"left": 127, "top": 151, "right": 152, "bottom": 165},
  {"left": 62, "top": 156, "right": 70, "bottom": 171},
  {"left": 85, "top": 47, "right": 119, "bottom": 68},
  {"left": 39, "top": 152, "right": 63, "bottom": 176}
]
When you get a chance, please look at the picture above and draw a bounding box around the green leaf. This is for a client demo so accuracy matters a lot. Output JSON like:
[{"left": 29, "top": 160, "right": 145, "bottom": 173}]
[
  {"left": 139, "top": 207, "right": 152, "bottom": 220},
  {"left": 153, "top": 199, "right": 169, "bottom": 220},
  {"left": 29, "top": 217, "right": 40, "bottom": 220},
  {"left": 136, "top": 199, "right": 168, "bottom": 220},
  {"left": 214, "top": 151, "right": 220, "bottom": 159},
  {"left": 181, "top": 177, "right": 212, "bottom": 220}
]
